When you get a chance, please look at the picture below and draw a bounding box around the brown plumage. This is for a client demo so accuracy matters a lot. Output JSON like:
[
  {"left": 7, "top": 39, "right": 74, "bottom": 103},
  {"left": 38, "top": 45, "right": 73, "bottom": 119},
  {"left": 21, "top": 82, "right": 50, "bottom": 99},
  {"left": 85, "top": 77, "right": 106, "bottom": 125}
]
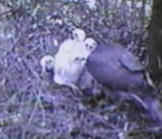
[
  {"left": 86, "top": 43, "right": 152, "bottom": 92},
  {"left": 86, "top": 42, "right": 162, "bottom": 124}
]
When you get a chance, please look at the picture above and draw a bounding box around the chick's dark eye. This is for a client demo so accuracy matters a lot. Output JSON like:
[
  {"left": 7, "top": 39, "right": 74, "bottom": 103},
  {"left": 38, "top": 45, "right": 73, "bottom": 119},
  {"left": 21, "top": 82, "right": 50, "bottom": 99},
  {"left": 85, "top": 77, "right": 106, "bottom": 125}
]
[
  {"left": 47, "top": 60, "right": 52, "bottom": 64},
  {"left": 85, "top": 44, "right": 88, "bottom": 48},
  {"left": 81, "top": 58, "right": 86, "bottom": 61},
  {"left": 74, "top": 33, "right": 78, "bottom": 37},
  {"left": 75, "top": 57, "right": 79, "bottom": 61}
]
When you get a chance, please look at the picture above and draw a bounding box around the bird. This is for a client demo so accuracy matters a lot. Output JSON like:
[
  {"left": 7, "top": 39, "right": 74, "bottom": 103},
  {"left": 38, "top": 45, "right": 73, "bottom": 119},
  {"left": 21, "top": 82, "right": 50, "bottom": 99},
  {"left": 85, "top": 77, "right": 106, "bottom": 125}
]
[
  {"left": 40, "top": 31, "right": 97, "bottom": 94},
  {"left": 86, "top": 0, "right": 97, "bottom": 10},
  {"left": 53, "top": 30, "right": 99, "bottom": 93},
  {"left": 72, "top": 28, "right": 86, "bottom": 42},
  {"left": 57, "top": 28, "right": 86, "bottom": 55},
  {"left": 53, "top": 28, "right": 88, "bottom": 92},
  {"left": 40, "top": 55, "right": 55, "bottom": 83},
  {"left": 85, "top": 39, "right": 162, "bottom": 124},
  {"left": 54, "top": 28, "right": 86, "bottom": 67},
  {"left": 54, "top": 51, "right": 87, "bottom": 89},
  {"left": 77, "top": 67, "right": 102, "bottom": 96},
  {"left": 83, "top": 37, "right": 97, "bottom": 57},
  {"left": 86, "top": 41, "right": 151, "bottom": 92},
  {"left": 40, "top": 55, "right": 55, "bottom": 73}
]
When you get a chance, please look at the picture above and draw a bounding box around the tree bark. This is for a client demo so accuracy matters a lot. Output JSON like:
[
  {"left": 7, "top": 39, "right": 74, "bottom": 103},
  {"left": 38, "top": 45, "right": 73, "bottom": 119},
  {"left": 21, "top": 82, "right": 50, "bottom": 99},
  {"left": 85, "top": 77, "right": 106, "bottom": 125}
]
[{"left": 148, "top": 0, "right": 162, "bottom": 84}]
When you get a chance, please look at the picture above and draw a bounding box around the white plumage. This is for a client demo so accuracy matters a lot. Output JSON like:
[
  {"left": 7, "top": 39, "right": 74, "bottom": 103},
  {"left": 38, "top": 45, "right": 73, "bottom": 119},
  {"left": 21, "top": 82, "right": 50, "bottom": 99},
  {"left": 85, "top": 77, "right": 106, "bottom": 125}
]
[
  {"left": 39, "top": 27, "right": 99, "bottom": 94},
  {"left": 40, "top": 35, "right": 98, "bottom": 92},
  {"left": 86, "top": 0, "right": 97, "bottom": 9},
  {"left": 54, "top": 28, "right": 87, "bottom": 87},
  {"left": 83, "top": 37, "right": 97, "bottom": 57},
  {"left": 54, "top": 52, "right": 87, "bottom": 88},
  {"left": 72, "top": 28, "right": 86, "bottom": 42},
  {"left": 40, "top": 55, "right": 55, "bottom": 73}
]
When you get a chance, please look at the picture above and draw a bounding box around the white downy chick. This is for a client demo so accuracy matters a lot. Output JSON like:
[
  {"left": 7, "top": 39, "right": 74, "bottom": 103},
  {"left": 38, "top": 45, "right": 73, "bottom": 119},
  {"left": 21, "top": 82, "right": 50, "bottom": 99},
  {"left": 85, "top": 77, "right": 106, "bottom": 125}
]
[
  {"left": 40, "top": 55, "right": 55, "bottom": 73},
  {"left": 54, "top": 46, "right": 87, "bottom": 87},
  {"left": 83, "top": 37, "right": 97, "bottom": 57},
  {"left": 54, "top": 28, "right": 86, "bottom": 86},
  {"left": 72, "top": 28, "right": 86, "bottom": 42},
  {"left": 54, "top": 28, "right": 86, "bottom": 64},
  {"left": 86, "top": 0, "right": 97, "bottom": 10}
]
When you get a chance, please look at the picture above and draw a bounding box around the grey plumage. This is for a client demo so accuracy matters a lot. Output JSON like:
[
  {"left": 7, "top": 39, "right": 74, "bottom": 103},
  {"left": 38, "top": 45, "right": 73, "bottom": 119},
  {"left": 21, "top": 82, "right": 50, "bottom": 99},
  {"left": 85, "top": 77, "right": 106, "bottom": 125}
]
[
  {"left": 86, "top": 43, "right": 152, "bottom": 92},
  {"left": 86, "top": 43, "right": 162, "bottom": 124}
]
